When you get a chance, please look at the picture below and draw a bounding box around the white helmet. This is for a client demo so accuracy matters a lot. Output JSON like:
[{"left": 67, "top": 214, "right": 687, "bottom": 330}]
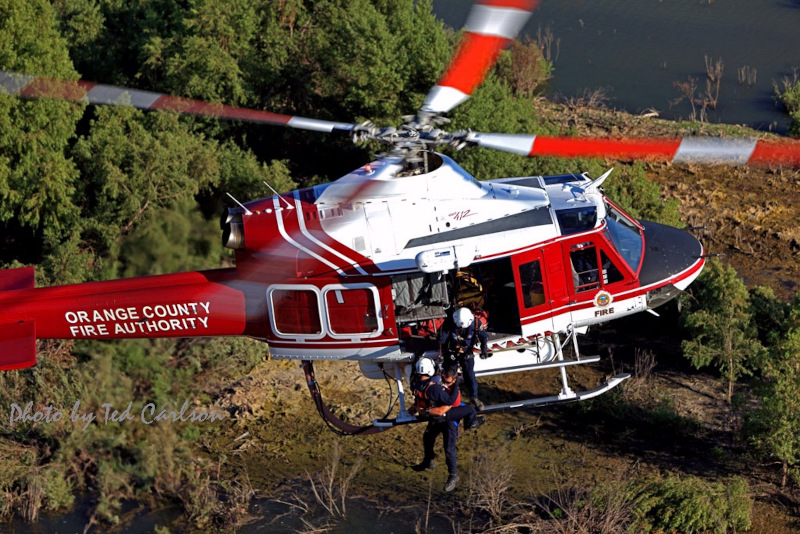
[
  {"left": 415, "top": 357, "right": 436, "bottom": 376},
  {"left": 454, "top": 307, "right": 474, "bottom": 329}
]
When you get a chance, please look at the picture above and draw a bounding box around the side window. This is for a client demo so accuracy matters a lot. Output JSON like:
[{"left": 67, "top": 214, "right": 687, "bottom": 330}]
[
  {"left": 601, "top": 251, "right": 624, "bottom": 285},
  {"left": 570, "top": 243, "right": 600, "bottom": 293},
  {"left": 270, "top": 288, "right": 322, "bottom": 336},
  {"left": 519, "top": 260, "right": 546, "bottom": 308},
  {"left": 325, "top": 287, "right": 379, "bottom": 335}
]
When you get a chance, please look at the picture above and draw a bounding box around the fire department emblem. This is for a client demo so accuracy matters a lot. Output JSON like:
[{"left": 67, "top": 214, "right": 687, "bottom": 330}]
[{"left": 595, "top": 291, "right": 612, "bottom": 307}]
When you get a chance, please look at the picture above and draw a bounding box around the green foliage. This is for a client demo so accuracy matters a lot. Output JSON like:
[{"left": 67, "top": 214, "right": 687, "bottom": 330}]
[
  {"left": 42, "top": 466, "right": 74, "bottom": 511},
  {"left": 447, "top": 74, "right": 553, "bottom": 180},
  {"left": 635, "top": 475, "right": 752, "bottom": 533},
  {"left": 215, "top": 143, "right": 297, "bottom": 199},
  {"left": 495, "top": 38, "right": 553, "bottom": 98},
  {"left": 143, "top": 0, "right": 257, "bottom": 106},
  {"left": 681, "top": 259, "right": 763, "bottom": 403},
  {"left": 0, "top": 0, "right": 83, "bottom": 235},
  {"left": 0, "top": 0, "right": 779, "bottom": 528},
  {"left": 749, "top": 285, "right": 790, "bottom": 347},
  {"left": 776, "top": 78, "right": 800, "bottom": 137},
  {"left": 72, "top": 107, "right": 219, "bottom": 249},
  {"left": 52, "top": 0, "right": 185, "bottom": 85},
  {"left": 111, "top": 197, "right": 222, "bottom": 278},
  {"left": 745, "top": 317, "right": 800, "bottom": 487}
]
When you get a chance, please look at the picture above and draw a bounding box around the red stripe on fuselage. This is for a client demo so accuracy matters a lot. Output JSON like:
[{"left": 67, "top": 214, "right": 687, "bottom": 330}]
[
  {"left": 519, "top": 256, "right": 706, "bottom": 326},
  {"left": 294, "top": 199, "right": 379, "bottom": 276}
]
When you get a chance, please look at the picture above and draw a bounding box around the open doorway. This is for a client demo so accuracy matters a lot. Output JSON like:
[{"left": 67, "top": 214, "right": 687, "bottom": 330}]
[{"left": 455, "top": 258, "right": 521, "bottom": 338}]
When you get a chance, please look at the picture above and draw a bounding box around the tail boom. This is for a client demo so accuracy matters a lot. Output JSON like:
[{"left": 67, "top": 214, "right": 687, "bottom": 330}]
[{"left": 0, "top": 267, "right": 251, "bottom": 369}]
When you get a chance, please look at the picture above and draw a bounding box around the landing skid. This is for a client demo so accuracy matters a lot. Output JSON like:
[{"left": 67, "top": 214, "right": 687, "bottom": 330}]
[
  {"left": 371, "top": 373, "right": 630, "bottom": 429},
  {"left": 303, "top": 327, "right": 629, "bottom": 434},
  {"left": 479, "top": 373, "right": 630, "bottom": 414}
]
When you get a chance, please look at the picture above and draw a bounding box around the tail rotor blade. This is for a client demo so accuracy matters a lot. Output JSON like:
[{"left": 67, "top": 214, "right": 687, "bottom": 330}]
[{"left": 421, "top": 0, "right": 539, "bottom": 114}]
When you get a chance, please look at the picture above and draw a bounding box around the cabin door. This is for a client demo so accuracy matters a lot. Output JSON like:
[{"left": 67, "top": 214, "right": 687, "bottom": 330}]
[{"left": 513, "top": 247, "right": 560, "bottom": 335}]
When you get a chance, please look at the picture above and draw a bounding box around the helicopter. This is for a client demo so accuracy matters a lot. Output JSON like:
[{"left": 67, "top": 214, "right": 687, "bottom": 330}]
[{"left": 2, "top": 0, "right": 800, "bottom": 435}]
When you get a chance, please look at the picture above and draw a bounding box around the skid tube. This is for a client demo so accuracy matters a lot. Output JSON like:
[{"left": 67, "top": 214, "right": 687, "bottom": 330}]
[{"left": 302, "top": 362, "right": 630, "bottom": 434}]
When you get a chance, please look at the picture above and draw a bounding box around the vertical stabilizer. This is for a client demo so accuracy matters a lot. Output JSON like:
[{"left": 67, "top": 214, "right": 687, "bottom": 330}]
[
  {"left": 0, "top": 266, "right": 34, "bottom": 291},
  {"left": 0, "top": 267, "right": 36, "bottom": 369},
  {"left": 0, "top": 321, "right": 35, "bottom": 370}
]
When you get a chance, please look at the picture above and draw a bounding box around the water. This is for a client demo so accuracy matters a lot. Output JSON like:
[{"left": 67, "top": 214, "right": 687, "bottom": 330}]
[
  {"left": 243, "top": 498, "right": 454, "bottom": 533},
  {"left": 433, "top": 0, "right": 800, "bottom": 133},
  {"left": 9, "top": 497, "right": 181, "bottom": 533}
]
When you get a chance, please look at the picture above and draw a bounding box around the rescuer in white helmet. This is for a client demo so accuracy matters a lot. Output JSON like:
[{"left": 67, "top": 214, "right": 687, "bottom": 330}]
[
  {"left": 440, "top": 307, "right": 484, "bottom": 411},
  {"left": 410, "top": 357, "right": 484, "bottom": 492}
]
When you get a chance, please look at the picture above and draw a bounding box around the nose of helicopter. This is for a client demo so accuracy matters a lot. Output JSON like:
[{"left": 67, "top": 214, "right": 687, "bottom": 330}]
[{"left": 637, "top": 220, "right": 705, "bottom": 306}]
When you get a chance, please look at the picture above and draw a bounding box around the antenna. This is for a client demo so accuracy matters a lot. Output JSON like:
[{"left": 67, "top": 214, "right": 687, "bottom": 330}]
[
  {"left": 226, "top": 192, "right": 252, "bottom": 215},
  {"left": 585, "top": 168, "right": 614, "bottom": 194},
  {"left": 263, "top": 181, "right": 294, "bottom": 209}
]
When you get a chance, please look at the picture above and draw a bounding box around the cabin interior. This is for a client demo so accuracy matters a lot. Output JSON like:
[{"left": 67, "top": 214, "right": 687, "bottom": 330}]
[{"left": 392, "top": 257, "right": 522, "bottom": 355}]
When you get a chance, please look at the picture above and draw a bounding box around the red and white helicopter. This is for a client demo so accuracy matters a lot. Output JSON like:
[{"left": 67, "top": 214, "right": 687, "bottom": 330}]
[{"left": 2, "top": 0, "right": 800, "bottom": 434}]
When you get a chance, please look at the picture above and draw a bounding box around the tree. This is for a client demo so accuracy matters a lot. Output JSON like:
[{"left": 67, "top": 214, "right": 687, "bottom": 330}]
[
  {"left": 0, "top": 0, "right": 83, "bottom": 243},
  {"left": 495, "top": 37, "right": 552, "bottom": 98},
  {"left": 746, "top": 326, "right": 800, "bottom": 487},
  {"left": 681, "top": 259, "right": 763, "bottom": 403},
  {"left": 748, "top": 285, "right": 790, "bottom": 347}
]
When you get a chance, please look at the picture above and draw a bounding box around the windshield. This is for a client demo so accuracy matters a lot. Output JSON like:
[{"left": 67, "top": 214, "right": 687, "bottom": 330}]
[{"left": 604, "top": 202, "right": 643, "bottom": 273}]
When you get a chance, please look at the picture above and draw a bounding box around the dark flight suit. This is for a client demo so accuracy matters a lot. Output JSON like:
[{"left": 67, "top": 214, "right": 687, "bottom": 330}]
[
  {"left": 440, "top": 322, "right": 480, "bottom": 402},
  {"left": 414, "top": 376, "right": 479, "bottom": 476}
]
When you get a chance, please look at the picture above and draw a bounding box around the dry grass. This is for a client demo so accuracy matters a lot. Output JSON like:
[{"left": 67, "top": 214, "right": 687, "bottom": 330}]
[
  {"left": 306, "top": 442, "right": 364, "bottom": 519},
  {"left": 559, "top": 88, "right": 611, "bottom": 110},
  {"left": 468, "top": 448, "right": 515, "bottom": 522}
]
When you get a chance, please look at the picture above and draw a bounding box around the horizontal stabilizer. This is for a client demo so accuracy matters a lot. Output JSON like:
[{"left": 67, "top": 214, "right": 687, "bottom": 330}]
[
  {"left": 0, "top": 266, "right": 34, "bottom": 292},
  {"left": 0, "top": 321, "right": 36, "bottom": 370}
]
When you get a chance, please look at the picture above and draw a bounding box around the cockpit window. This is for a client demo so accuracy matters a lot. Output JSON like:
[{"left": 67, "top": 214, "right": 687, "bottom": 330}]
[
  {"left": 604, "top": 202, "right": 643, "bottom": 273},
  {"left": 556, "top": 207, "right": 597, "bottom": 235}
]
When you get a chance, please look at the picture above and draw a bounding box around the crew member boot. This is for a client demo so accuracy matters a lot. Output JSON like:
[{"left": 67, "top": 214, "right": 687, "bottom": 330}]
[
  {"left": 412, "top": 459, "right": 435, "bottom": 472},
  {"left": 466, "top": 415, "right": 486, "bottom": 430},
  {"left": 443, "top": 472, "right": 460, "bottom": 492},
  {"left": 471, "top": 397, "right": 485, "bottom": 411}
]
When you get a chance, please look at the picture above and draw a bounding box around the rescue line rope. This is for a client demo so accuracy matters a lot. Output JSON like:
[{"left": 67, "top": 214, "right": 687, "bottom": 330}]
[{"left": 301, "top": 361, "right": 385, "bottom": 436}]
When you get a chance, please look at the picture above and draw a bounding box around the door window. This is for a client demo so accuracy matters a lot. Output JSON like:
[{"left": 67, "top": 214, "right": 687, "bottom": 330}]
[
  {"left": 518, "top": 260, "right": 547, "bottom": 308},
  {"left": 570, "top": 243, "right": 600, "bottom": 293}
]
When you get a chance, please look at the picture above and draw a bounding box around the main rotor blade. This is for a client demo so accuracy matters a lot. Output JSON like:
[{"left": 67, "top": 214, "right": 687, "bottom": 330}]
[
  {"left": 466, "top": 132, "right": 800, "bottom": 167},
  {"left": 0, "top": 70, "right": 356, "bottom": 134},
  {"left": 421, "top": 0, "right": 539, "bottom": 114}
]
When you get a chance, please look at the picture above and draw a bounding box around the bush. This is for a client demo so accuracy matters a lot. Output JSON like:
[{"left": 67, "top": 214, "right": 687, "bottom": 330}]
[
  {"left": 635, "top": 474, "right": 752, "bottom": 533},
  {"left": 776, "top": 77, "right": 800, "bottom": 137}
]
